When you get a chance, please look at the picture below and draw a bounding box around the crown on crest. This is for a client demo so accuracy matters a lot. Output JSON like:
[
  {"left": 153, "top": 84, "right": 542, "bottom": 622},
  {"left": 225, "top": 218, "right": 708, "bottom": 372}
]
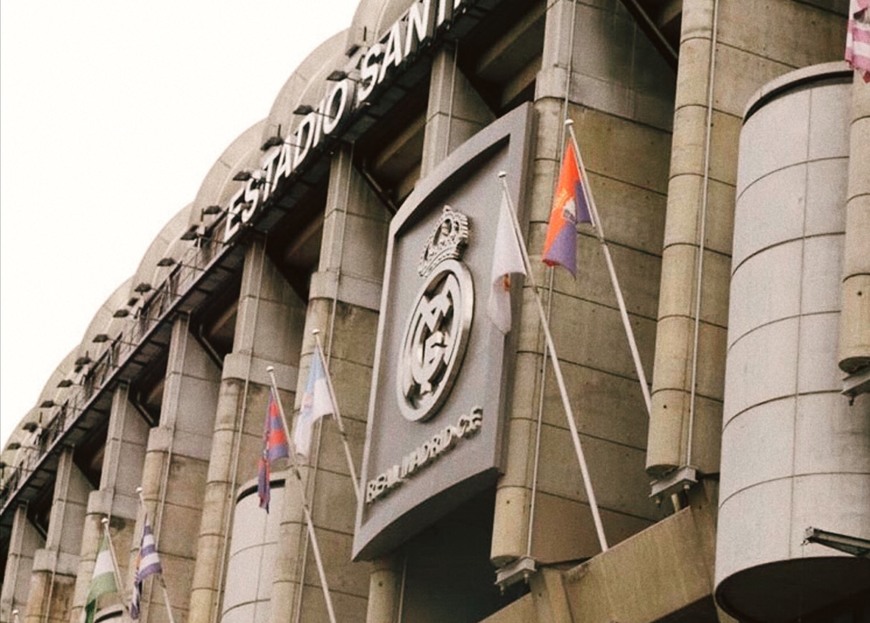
[{"left": 418, "top": 205, "right": 470, "bottom": 277}]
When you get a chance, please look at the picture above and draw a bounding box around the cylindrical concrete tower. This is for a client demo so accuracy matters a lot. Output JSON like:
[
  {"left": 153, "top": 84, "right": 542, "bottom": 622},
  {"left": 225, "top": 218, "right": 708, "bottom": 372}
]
[{"left": 716, "top": 63, "right": 870, "bottom": 621}]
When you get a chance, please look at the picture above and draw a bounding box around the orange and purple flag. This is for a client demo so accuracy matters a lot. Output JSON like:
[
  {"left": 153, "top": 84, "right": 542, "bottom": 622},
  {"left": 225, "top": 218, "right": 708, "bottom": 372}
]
[{"left": 543, "top": 141, "right": 591, "bottom": 276}]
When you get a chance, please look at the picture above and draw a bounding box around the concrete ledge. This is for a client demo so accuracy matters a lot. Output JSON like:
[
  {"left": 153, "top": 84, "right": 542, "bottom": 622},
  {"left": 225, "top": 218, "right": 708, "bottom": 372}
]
[
  {"left": 556, "top": 484, "right": 729, "bottom": 623},
  {"left": 309, "top": 270, "right": 382, "bottom": 311},
  {"left": 147, "top": 426, "right": 213, "bottom": 461},
  {"left": 222, "top": 353, "right": 298, "bottom": 391},
  {"left": 32, "top": 548, "right": 79, "bottom": 576},
  {"left": 86, "top": 489, "right": 138, "bottom": 520}
]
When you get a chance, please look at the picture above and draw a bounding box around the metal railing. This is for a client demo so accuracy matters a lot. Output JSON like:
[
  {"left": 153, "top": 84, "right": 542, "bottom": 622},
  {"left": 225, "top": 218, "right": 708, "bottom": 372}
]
[{"left": 0, "top": 225, "right": 227, "bottom": 512}]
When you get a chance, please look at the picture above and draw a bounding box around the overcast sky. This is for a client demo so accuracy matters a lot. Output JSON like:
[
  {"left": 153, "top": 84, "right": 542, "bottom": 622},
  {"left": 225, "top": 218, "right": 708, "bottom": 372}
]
[{"left": 0, "top": 0, "right": 361, "bottom": 448}]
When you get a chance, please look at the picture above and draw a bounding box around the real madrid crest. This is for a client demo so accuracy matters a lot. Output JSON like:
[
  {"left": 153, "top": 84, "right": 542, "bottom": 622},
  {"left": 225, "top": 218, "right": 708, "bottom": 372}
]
[{"left": 396, "top": 206, "right": 474, "bottom": 422}]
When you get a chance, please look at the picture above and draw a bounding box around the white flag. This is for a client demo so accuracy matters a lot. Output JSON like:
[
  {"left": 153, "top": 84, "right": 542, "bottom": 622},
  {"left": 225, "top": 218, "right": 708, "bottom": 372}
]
[
  {"left": 292, "top": 344, "right": 335, "bottom": 459},
  {"left": 487, "top": 189, "right": 527, "bottom": 333}
]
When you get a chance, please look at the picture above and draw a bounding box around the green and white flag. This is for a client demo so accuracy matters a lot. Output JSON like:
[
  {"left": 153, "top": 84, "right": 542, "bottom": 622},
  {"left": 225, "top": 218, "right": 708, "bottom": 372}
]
[{"left": 84, "top": 535, "right": 118, "bottom": 623}]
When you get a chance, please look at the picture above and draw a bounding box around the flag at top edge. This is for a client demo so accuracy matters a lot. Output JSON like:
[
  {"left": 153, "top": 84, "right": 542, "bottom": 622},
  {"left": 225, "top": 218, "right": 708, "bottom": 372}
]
[
  {"left": 846, "top": 0, "right": 870, "bottom": 82},
  {"left": 543, "top": 140, "right": 591, "bottom": 277}
]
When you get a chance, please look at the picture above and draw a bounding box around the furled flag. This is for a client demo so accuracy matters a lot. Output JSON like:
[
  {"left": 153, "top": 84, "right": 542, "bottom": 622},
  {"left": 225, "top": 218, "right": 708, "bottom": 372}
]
[
  {"left": 488, "top": 188, "right": 527, "bottom": 334},
  {"left": 542, "top": 140, "right": 592, "bottom": 277},
  {"left": 846, "top": 0, "right": 870, "bottom": 82},
  {"left": 84, "top": 535, "right": 118, "bottom": 623},
  {"left": 130, "top": 518, "right": 163, "bottom": 620},
  {"left": 292, "top": 346, "right": 335, "bottom": 460},
  {"left": 258, "top": 388, "right": 290, "bottom": 512}
]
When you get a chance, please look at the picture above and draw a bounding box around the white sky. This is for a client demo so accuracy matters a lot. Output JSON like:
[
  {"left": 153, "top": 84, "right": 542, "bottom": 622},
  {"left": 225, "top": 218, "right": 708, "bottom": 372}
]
[{"left": 0, "top": 0, "right": 361, "bottom": 448}]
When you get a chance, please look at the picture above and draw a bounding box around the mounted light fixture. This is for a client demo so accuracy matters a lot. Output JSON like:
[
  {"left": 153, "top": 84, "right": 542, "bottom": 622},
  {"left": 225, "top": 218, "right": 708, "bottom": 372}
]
[
  {"left": 326, "top": 69, "right": 360, "bottom": 83},
  {"left": 57, "top": 379, "right": 74, "bottom": 388},
  {"left": 233, "top": 170, "right": 253, "bottom": 182},
  {"left": 180, "top": 225, "right": 199, "bottom": 241},
  {"left": 202, "top": 204, "right": 223, "bottom": 216},
  {"left": 113, "top": 308, "right": 130, "bottom": 319},
  {"left": 134, "top": 282, "right": 152, "bottom": 294},
  {"left": 92, "top": 333, "right": 112, "bottom": 343},
  {"left": 74, "top": 354, "right": 92, "bottom": 368},
  {"left": 7, "top": 442, "right": 21, "bottom": 451},
  {"left": 39, "top": 399, "right": 56, "bottom": 409},
  {"left": 22, "top": 422, "right": 38, "bottom": 433},
  {"left": 157, "top": 257, "right": 176, "bottom": 267},
  {"left": 294, "top": 104, "right": 336, "bottom": 119},
  {"left": 261, "top": 135, "right": 284, "bottom": 150}
]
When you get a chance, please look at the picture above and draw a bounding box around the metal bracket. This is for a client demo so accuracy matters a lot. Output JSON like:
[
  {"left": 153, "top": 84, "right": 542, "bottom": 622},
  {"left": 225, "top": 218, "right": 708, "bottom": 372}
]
[
  {"left": 803, "top": 527, "right": 870, "bottom": 558},
  {"left": 495, "top": 556, "right": 536, "bottom": 592},
  {"left": 649, "top": 465, "right": 698, "bottom": 502}
]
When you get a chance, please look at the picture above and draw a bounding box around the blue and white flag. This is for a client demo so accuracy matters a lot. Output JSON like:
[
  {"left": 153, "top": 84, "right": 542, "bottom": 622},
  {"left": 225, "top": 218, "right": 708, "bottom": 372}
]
[
  {"left": 292, "top": 345, "right": 335, "bottom": 459},
  {"left": 130, "top": 518, "right": 163, "bottom": 620}
]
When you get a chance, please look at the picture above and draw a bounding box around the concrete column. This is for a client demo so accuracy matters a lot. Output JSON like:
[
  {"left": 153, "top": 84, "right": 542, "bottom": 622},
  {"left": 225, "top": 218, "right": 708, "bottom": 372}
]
[
  {"left": 364, "top": 556, "right": 403, "bottom": 623},
  {"left": 189, "top": 237, "right": 305, "bottom": 623},
  {"left": 139, "top": 313, "right": 221, "bottom": 623},
  {"left": 420, "top": 46, "right": 495, "bottom": 177},
  {"left": 24, "top": 449, "right": 91, "bottom": 623},
  {"left": 647, "top": 0, "right": 852, "bottom": 482},
  {"left": 275, "top": 145, "right": 386, "bottom": 623},
  {"left": 70, "top": 384, "right": 148, "bottom": 623},
  {"left": 646, "top": 0, "right": 731, "bottom": 482},
  {"left": 0, "top": 505, "right": 44, "bottom": 623},
  {"left": 839, "top": 79, "right": 870, "bottom": 380}
]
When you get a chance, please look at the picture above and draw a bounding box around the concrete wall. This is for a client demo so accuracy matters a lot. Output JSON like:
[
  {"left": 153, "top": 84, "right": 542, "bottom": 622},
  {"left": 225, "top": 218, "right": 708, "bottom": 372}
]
[{"left": 491, "top": 0, "right": 674, "bottom": 568}]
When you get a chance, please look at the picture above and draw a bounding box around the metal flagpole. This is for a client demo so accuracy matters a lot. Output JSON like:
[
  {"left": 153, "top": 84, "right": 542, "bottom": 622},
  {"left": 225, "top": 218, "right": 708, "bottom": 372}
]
[
  {"left": 497, "top": 172, "right": 609, "bottom": 553},
  {"left": 100, "top": 518, "right": 130, "bottom": 614},
  {"left": 564, "top": 119, "right": 653, "bottom": 417},
  {"left": 311, "top": 329, "right": 361, "bottom": 504},
  {"left": 265, "top": 366, "right": 338, "bottom": 623},
  {"left": 135, "top": 488, "right": 177, "bottom": 623}
]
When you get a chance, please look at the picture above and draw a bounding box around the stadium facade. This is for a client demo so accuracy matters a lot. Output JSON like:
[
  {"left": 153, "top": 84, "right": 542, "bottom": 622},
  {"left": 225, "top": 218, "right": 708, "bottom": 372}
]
[{"left": 2, "top": 1, "right": 868, "bottom": 622}]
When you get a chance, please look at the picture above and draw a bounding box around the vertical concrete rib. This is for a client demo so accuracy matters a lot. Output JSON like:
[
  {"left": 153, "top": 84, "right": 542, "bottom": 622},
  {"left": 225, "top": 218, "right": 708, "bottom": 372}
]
[
  {"left": 190, "top": 237, "right": 304, "bottom": 623},
  {"left": 1, "top": 506, "right": 43, "bottom": 622},
  {"left": 647, "top": 0, "right": 726, "bottom": 480},
  {"left": 139, "top": 314, "right": 221, "bottom": 623},
  {"left": 420, "top": 46, "right": 495, "bottom": 178},
  {"left": 839, "top": 80, "right": 870, "bottom": 377},
  {"left": 70, "top": 384, "right": 147, "bottom": 623},
  {"left": 25, "top": 449, "right": 91, "bottom": 623},
  {"left": 289, "top": 145, "right": 386, "bottom": 623}
]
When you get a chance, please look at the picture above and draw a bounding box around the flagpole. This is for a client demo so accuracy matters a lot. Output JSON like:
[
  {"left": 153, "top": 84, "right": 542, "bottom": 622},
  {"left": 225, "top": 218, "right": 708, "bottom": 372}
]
[
  {"left": 564, "top": 120, "right": 653, "bottom": 418},
  {"left": 311, "top": 329, "right": 361, "bottom": 504},
  {"left": 100, "top": 518, "right": 130, "bottom": 614},
  {"left": 265, "top": 366, "right": 338, "bottom": 623},
  {"left": 497, "top": 172, "right": 609, "bottom": 553},
  {"left": 135, "top": 488, "right": 177, "bottom": 623}
]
